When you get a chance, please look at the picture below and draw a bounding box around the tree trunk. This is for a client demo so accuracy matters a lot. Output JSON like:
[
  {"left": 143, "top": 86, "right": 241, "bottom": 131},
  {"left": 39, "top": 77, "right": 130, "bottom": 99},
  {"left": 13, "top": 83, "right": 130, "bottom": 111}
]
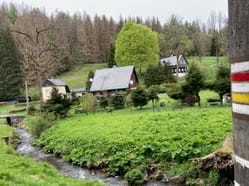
[
  {"left": 196, "top": 94, "right": 201, "bottom": 107},
  {"left": 229, "top": 0, "right": 249, "bottom": 185}
]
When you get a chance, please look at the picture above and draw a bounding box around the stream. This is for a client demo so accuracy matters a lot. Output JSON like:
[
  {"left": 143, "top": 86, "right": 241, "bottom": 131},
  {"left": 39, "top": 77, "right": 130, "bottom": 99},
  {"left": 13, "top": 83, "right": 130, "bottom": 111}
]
[{"left": 15, "top": 128, "right": 169, "bottom": 186}]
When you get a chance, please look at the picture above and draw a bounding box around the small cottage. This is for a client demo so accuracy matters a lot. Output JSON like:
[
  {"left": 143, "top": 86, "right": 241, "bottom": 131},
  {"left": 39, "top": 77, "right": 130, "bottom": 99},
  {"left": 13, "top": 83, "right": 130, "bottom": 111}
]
[
  {"left": 90, "top": 66, "right": 138, "bottom": 97},
  {"left": 71, "top": 88, "right": 86, "bottom": 98},
  {"left": 42, "top": 79, "right": 70, "bottom": 102},
  {"left": 160, "top": 54, "right": 188, "bottom": 77}
]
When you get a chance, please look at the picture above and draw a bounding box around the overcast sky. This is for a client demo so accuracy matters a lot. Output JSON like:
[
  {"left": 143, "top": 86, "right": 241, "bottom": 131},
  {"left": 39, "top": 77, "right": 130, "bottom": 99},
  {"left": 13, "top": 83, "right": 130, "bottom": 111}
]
[{"left": 2, "top": 0, "right": 228, "bottom": 24}]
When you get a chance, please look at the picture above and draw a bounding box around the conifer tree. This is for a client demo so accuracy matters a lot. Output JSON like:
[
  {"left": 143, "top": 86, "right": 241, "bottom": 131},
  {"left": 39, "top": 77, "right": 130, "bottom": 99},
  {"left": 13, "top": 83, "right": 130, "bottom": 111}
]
[{"left": 0, "top": 27, "right": 22, "bottom": 101}]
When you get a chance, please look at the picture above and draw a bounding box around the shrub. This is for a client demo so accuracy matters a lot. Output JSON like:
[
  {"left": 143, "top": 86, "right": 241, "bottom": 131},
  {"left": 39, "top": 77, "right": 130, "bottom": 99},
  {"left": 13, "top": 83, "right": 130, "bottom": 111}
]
[
  {"left": 42, "top": 88, "right": 71, "bottom": 118},
  {"left": 99, "top": 96, "right": 109, "bottom": 110},
  {"left": 209, "top": 170, "right": 221, "bottom": 185},
  {"left": 125, "top": 169, "right": 145, "bottom": 185},
  {"left": 131, "top": 86, "right": 148, "bottom": 109},
  {"left": 159, "top": 100, "right": 166, "bottom": 107},
  {"left": 30, "top": 113, "right": 56, "bottom": 138},
  {"left": 164, "top": 83, "right": 183, "bottom": 100},
  {"left": 80, "top": 93, "right": 98, "bottom": 114},
  {"left": 109, "top": 93, "right": 125, "bottom": 109},
  {"left": 28, "top": 105, "right": 38, "bottom": 115}
]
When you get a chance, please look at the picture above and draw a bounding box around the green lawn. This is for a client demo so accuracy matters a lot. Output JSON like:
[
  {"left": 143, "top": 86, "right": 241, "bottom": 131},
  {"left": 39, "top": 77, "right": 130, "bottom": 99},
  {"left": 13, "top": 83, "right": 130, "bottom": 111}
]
[
  {"left": 58, "top": 63, "right": 107, "bottom": 88},
  {"left": 187, "top": 56, "right": 229, "bottom": 82}
]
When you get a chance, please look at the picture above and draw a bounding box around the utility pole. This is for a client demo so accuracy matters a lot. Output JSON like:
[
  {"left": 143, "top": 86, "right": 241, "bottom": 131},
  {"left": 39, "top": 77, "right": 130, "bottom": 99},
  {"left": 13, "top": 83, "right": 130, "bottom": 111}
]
[{"left": 229, "top": 0, "right": 249, "bottom": 185}]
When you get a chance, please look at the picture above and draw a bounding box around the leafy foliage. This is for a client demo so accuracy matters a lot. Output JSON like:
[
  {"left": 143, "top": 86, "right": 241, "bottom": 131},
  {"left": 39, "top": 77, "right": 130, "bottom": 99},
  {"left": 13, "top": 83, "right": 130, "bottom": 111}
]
[
  {"left": 163, "top": 83, "right": 183, "bottom": 100},
  {"left": 144, "top": 64, "right": 176, "bottom": 88},
  {"left": 147, "top": 85, "right": 160, "bottom": 111},
  {"left": 30, "top": 113, "right": 57, "bottom": 138},
  {"left": 35, "top": 107, "right": 232, "bottom": 181},
  {"left": 99, "top": 96, "right": 109, "bottom": 110},
  {"left": 0, "top": 126, "right": 103, "bottom": 186},
  {"left": 115, "top": 21, "right": 159, "bottom": 73},
  {"left": 125, "top": 169, "right": 145, "bottom": 185},
  {"left": 80, "top": 93, "right": 98, "bottom": 114},
  {"left": 211, "top": 66, "right": 231, "bottom": 105}
]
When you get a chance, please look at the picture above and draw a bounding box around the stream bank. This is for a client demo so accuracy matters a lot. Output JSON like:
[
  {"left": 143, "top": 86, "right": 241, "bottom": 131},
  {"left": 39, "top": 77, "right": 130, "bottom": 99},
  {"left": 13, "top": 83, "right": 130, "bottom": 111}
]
[{"left": 15, "top": 128, "right": 169, "bottom": 186}]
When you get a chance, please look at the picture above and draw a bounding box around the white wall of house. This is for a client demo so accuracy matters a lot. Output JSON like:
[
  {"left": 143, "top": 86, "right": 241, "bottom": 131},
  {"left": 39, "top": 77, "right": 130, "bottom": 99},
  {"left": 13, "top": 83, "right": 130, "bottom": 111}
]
[{"left": 42, "top": 86, "right": 67, "bottom": 102}]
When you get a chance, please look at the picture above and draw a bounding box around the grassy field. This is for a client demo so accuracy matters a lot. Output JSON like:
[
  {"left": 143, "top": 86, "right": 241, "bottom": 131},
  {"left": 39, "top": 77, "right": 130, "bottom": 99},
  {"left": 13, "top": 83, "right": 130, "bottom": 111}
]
[
  {"left": 34, "top": 104, "right": 232, "bottom": 183},
  {"left": 58, "top": 63, "right": 107, "bottom": 88},
  {"left": 0, "top": 125, "right": 104, "bottom": 186},
  {"left": 187, "top": 56, "right": 229, "bottom": 83},
  {"left": 57, "top": 56, "right": 229, "bottom": 89}
]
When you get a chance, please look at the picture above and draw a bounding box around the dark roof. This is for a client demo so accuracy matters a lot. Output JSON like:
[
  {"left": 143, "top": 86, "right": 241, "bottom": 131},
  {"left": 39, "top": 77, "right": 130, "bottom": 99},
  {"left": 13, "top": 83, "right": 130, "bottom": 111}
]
[
  {"left": 71, "top": 88, "right": 86, "bottom": 93},
  {"left": 160, "top": 55, "right": 188, "bottom": 66},
  {"left": 44, "top": 79, "right": 67, "bottom": 86},
  {"left": 90, "top": 66, "right": 136, "bottom": 92},
  {"left": 43, "top": 79, "right": 70, "bottom": 93}
]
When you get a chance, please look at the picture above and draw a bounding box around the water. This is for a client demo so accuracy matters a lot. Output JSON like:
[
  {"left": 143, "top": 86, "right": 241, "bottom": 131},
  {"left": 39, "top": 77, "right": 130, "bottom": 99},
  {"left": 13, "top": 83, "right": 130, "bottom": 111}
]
[{"left": 15, "top": 128, "right": 169, "bottom": 186}]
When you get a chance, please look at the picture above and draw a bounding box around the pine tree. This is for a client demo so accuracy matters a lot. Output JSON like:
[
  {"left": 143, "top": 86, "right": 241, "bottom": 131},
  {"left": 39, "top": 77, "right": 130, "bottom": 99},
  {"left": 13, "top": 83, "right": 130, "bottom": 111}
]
[
  {"left": 0, "top": 27, "right": 22, "bottom": 101},
  {"left": 107, "top": 42, "right": 116, "bottom": 68},
  {"left": 182, "top": 63, "right": 205, "bottom": 106}
]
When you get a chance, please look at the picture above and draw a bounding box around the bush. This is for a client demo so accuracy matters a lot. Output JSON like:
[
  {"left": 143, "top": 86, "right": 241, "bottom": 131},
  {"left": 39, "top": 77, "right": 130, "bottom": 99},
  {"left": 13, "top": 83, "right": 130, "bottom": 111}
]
[
  {"left": 30, "top": 113, "right": 56, "bottom": 138},
  {"left": 99, "top": 96, "right": 109, "bottom": 110},
  {"left": 28, "top": 105, "right": 38, "bottom": 115},
  {"left": 42, "top": 88, "right": 71, "bottom": 118},
  {"left": 159, "top": 100, "right": 166, "bottom": 107},
  {"left": 125, "top": 169, "right": 145, "bottom": 185},
  {"left": 164, "top": 83, "right": 183, "bottom": 100},
  {"left": 109, "top": 93, "right": 125, "bottom": 109}
]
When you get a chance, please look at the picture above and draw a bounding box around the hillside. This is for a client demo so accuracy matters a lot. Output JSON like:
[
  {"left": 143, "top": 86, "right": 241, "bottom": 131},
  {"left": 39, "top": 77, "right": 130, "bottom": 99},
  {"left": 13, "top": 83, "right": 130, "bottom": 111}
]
[{"left": 57, "top": 56, "right": 229, "bottom": 89}]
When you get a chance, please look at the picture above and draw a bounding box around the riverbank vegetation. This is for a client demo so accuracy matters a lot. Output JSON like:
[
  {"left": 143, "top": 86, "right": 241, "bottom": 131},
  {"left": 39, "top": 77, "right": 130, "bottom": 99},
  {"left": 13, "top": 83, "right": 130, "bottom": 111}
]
[
  {"left": 33, "top": 105, "right": 232, "bottom": 184},
  {"left": 0, "top": 125, "right": 105, "bottom": 186}
]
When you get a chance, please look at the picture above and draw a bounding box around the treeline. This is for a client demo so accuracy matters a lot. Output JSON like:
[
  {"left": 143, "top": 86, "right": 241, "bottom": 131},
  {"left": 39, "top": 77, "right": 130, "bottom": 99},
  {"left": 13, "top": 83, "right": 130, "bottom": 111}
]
[{"left": 0, "top": 3, "right": 227, "bottom": 88}]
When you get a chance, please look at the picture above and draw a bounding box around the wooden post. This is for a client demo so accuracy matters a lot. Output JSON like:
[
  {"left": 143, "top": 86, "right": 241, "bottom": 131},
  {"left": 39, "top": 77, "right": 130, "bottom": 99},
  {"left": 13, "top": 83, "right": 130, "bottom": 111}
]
[
  {"left": 229, "top": 0, "right": 249, "bottom": 185},
  {"left": 25, "top": 80, "right": 29, "bottom": 112}
]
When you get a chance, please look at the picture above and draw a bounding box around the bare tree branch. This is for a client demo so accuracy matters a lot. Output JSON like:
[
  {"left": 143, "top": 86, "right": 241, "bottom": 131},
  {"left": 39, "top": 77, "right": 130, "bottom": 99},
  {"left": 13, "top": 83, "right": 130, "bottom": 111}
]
[
  {"left": 10, "top": 30, "right": 34, "bottom": 43},
  {"left": 36, "top": 27, "right": 51, "bottom": 43}
]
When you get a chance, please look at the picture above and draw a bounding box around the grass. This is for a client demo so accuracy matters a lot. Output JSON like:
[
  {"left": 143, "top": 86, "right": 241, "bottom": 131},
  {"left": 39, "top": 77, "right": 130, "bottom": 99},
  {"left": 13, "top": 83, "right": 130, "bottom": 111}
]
[
  {"left": 187, "top": 56, "right": 229, "bottom": 82},
  {"left": 58, "top": 63, "right": 107, "bottom": 88},
  {"left": 34, "top": 102, "right": 232, "bottom": 182},
  {"left": 0, "top": 124, "right": 104, "bottom": 186}
]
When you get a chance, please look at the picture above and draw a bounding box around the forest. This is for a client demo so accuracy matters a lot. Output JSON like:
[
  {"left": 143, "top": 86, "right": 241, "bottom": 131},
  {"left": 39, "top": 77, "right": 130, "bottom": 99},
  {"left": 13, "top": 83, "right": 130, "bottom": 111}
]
[{"left": 0, "top": 2, "right": 228, "bottom": 100}]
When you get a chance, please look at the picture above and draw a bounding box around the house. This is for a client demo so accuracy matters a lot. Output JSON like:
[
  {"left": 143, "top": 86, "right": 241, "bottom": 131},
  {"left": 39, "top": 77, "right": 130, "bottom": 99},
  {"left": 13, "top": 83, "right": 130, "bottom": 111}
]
[
  {"left": 160, "top": 54, "right": 188, "bottom": 77},
  {"left": 42, "top": 79, "right": 70, "bottom": 102},
  {"left": 71, "top": 88, "right": 86, "bottom": 98},
  {"left": 90, "top": 66, "right": 138, "bottom": 97}
]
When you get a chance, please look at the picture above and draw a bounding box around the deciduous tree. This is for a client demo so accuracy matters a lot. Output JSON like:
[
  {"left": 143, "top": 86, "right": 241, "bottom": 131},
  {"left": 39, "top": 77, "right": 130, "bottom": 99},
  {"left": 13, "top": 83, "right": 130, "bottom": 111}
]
[{"left": 115, "top": 21, "right": 159, "bottom": 74}]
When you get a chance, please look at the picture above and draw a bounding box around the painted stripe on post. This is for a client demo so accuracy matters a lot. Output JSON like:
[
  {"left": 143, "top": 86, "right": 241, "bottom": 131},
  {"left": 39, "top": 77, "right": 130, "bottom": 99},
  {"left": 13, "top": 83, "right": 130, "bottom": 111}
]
[
  {"left": 232, "top": 93, "right": 249, "bottom": 104},
  {"left": 231, "top": 61, "right": 249, "bottom": 73},
  {"left": 232, "top": 73, "right": 249, "bottom": 82},
  {"left": 233, "top": 103, "right": 249, "bottom": 115},
  {"left": 232, "top": 83, "right": 249, "bottom": 93},
  {"left": 234, "top": 181, "right": 240, "bottom": 186},
  {"left": 235, "top": 154, "right": 249, "bottom": 169}
]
